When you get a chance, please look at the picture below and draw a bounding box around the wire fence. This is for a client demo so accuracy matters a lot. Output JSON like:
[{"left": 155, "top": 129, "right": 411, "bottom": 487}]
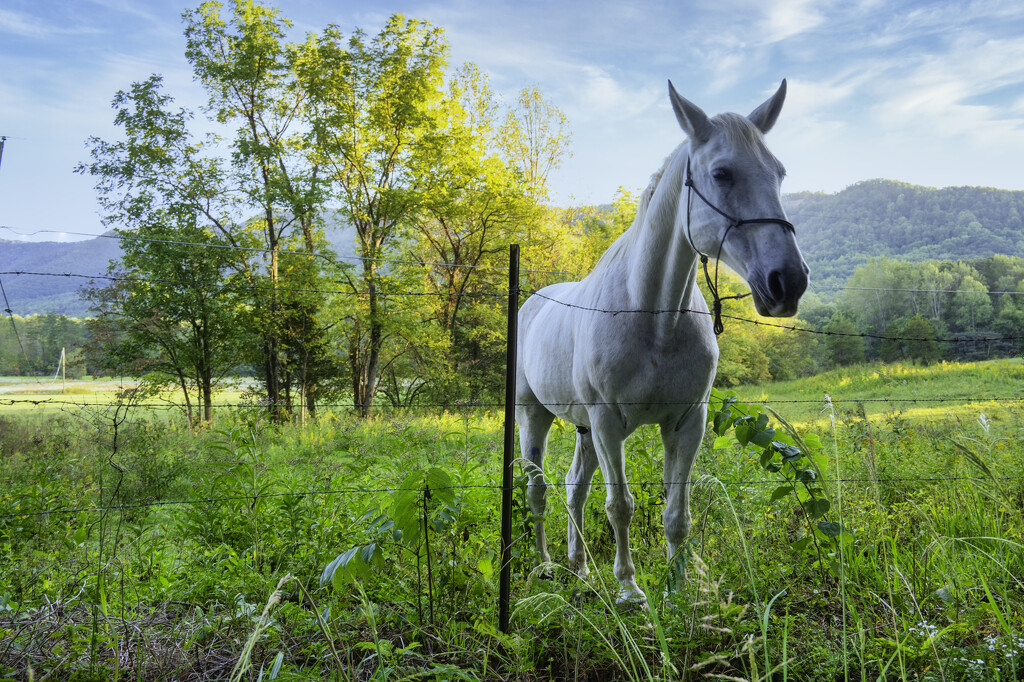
[
  {"left": 5, "top": 268, "right": 1024, "bottom": 348},
  {"left": 4, "top": 221, "right": 1024, "bottom": 293},
  {"left": 1, "top": 395, "right": 1021, "bottom": 410},
  {"left": 3, "top": 248, "right": 1023, "bottom": 556},
  {"left": 5, "top": 469, "right": 1024, "bottom": 524}
]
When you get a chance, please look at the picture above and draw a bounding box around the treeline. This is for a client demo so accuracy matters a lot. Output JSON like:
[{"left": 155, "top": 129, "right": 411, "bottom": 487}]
[
  {"left": 710, "top": 254, "right": 1024, "bottom": 385},
  {"left": 7, "top": 251, "right": 1019, "bottom": 391},
  {"left": 0, "top": 314, "right": 91, "bottom": 377}
]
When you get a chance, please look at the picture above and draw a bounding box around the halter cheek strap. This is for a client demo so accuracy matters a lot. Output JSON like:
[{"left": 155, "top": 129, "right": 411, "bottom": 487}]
[{"left": 683, "top": 157, "right": 795, "bottom": 335}]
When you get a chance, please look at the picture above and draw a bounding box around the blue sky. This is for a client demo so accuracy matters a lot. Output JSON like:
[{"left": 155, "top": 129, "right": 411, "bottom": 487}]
[{"left": 2, "top": 0, "right": 1024, "bottom": 242}]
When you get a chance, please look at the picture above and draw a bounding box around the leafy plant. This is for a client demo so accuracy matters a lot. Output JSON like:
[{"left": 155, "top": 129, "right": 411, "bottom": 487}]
[{"left": 707, "top": 389, "right": 852, "bottom": 575}]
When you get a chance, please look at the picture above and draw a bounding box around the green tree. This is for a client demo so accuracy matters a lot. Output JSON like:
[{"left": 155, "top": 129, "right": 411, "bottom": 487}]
[
  {"left": 823, "top": 312, "right": 865, "bottom": 367},
  {"left": 184, "top": 0, "right": 327, "bottom": 420},
  {"left": 947, "top": 274, "right": 992, "bottom": 333},
  {"left": 86, "top": 232, "right": 245, "bottom": 425},
  {"left": 497, "top": 86, "right": 573, "bottom": 202},
  {"left": 902, "top": 314, "right": 940, "bottom": 365},
  {"left": 878, "top": 317, "right": 907, "bottom": 363},
  {"left": 405, "top": 64, "right": 539, "bottom": 399},
  {"left": 78, "top": 76, "right": 246, "bottom": 423},
  {"left": 297, "top": 15, "right": 451, "bottom": 416}
]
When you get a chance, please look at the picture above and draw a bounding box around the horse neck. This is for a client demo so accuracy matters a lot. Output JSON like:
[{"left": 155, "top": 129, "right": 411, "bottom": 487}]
[{"left": 625, "top": 146, "right": 702, "bottom": 316}]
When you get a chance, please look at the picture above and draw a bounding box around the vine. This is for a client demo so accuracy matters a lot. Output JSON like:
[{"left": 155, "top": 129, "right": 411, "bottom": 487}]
[{"left": 707, "top": 389, "right": 852, "bottom": 576}]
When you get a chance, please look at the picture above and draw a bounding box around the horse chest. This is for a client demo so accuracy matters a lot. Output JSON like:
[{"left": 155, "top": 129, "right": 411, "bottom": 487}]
[{"left": 577, "top": 314, "right": 718, "bottom": 403}]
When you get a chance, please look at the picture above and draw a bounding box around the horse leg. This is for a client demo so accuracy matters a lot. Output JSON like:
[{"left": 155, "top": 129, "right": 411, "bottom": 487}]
[
  {"left": 566, "top": 427, "right": 598, "bottom": 577},
  {"left": 516, "top": 405, "right": 555, "bottom": 564},
  {"left": 661, "top": 404, "right": 709, "bottom": 570},
  {"left": 590, "top": 414, "right": 644, "bottom": 604}
]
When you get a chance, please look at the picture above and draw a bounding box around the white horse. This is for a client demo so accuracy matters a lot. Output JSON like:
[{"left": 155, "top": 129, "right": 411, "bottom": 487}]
[{"left": 515, "top": 80, "right": 809, "bottom": 603}]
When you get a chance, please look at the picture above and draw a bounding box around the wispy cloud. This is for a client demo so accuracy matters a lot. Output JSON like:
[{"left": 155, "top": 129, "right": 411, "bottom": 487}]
[
  {"left": 757, "top": 0, "right": 826, "bottom": 44},
  {"left": 563, "top": 66, "right": 661, "bottom": 122},
  {"left": 0, "top": 8, "right": 98, "bottom": 38},
  {"left": 869, "top": 32, "right": 1024, "bottom": 145}
]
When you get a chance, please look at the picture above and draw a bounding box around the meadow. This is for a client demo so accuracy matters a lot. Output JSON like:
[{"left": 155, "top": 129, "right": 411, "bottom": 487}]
[{"left": 1, "top": 359, "right": 1022, "bottom": 680}]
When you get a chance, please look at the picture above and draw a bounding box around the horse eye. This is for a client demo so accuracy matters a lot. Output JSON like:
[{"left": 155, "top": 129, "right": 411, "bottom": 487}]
[{"left": 712, "top": 168, "right": 732, "bottom": 183}]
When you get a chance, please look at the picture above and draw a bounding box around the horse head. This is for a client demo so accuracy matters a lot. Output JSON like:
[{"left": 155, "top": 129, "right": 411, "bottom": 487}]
[{"left": 669, "top": 80, "right": 809, "bottom": 317}]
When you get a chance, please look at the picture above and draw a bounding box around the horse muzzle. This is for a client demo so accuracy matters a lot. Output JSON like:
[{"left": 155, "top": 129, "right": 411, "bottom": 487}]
[{"left": 749, "top": 262, "right": 809, "bottom": 317}]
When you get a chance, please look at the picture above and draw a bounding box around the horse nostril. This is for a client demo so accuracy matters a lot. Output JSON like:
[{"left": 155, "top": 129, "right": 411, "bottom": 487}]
[{"left": 768, "top": 270, "right": 786, "bottom": 302}]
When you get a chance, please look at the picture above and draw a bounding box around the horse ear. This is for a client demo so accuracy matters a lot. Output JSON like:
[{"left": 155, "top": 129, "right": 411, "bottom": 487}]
[
  {"left": 748, "top": 79, "right": 787, "bottom": 134},
  {"left": 668, "top": 80, "right": 713, "bottom": 144}
]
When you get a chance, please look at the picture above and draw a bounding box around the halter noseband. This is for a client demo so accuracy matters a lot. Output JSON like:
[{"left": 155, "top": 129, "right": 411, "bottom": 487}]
[{"left": 684, "top": 157, "right": 795, "bottom": 335}]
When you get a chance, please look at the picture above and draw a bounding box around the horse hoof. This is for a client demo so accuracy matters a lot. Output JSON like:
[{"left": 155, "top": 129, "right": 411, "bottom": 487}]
[
  {"left": 615, "top": 587, "right": 649, "bottom": 610},
  {"left": 568, "top": 564, "right": 590, "bottom": 580}
]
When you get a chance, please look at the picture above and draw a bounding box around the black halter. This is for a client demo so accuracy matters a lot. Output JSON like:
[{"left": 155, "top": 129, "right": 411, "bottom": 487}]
[{"left": 683, "top": 157, "right": 795, "bottom": 335}]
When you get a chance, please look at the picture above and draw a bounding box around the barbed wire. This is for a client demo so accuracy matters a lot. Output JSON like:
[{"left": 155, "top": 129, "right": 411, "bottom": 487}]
[
  {"left": 4, "top": 472, "right": 1023, "bottom": 522},
  {"left": 0, "top": 270, "right": 509, "bottom": 300},
  {"left": 0, "top": 225, "right": 573, "bottom": 277},
  {"left": 2, "top": 394, "right": 1020, "bottom": 410},
  {"left": 811, "top": 284, "right": 1024, "bottom": 296},
  {"left": 527, "top": 290, "right": 1024, "bottom": 344},
  {"left": 6, "top": 224, "right": 1024, "bottom": 296},
  {"left": 3, "top": 269, "right": 1021, "bottom": 345}
]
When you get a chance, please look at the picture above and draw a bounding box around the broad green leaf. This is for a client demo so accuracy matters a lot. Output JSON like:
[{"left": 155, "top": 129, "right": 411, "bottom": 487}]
[
  {"left": 817, "top": 521, "right": 842, "bottom": 537},
  {"left": 809, "top": 499, "right": 831, "bottom": 518},
  {"left": 360, "top": 542, "right": 378, "bottom": 565},
  {"left": 795, "top": 469, "right": 817, "bottom": 483},
  {"left": 751, "top": 428, "right": 776, "bottom": 447},
  {"left": 772, "top": 441, "right": 801, "bottom": 459},
  {"left": 713, "top": 408, "right": 733, "bottom": 436},
  {"left": 791, "top": 537, "right": 812, "bottom": 552}
]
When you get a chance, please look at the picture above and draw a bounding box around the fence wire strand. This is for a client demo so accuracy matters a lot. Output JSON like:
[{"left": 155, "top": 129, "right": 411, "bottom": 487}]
[{"left": 5, "top": 472, "right": 1024, "bottom": 522}]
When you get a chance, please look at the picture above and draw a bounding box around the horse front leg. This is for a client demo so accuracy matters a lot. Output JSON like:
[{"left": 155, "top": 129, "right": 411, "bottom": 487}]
[
  {"left": 566, "top": 427, "right": 598, "bottom": 577},
  {"left": 590, "top": 414, "right": 644, "bottom": 604},
  {"left": 661, "top": 405, "right": 708, "bottom": 574},
  {"left": 516, "top": 406, "right": 555, "bottom": 565}
]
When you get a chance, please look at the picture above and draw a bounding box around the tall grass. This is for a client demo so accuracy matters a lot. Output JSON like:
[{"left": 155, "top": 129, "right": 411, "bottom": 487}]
[{"left": 1, "top": 361, "right": 1022, "bottom": 679}]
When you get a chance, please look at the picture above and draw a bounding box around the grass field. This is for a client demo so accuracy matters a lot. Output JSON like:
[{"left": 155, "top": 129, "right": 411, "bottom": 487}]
[
  {"left": 0, "top": 376, "right": 249, "bottom": 418},
  {"left": 1, "top": 360, "right": 1023, "bottom": 680}
]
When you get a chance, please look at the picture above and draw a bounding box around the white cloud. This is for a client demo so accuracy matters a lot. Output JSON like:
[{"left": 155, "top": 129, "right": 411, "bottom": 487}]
[
  {"left": 758, "top": 0, "right": 826, "bottom": 44},
  {"left": 0, "top": 8, "right": 96, "bottom": 38},
  {"left": 566, "top": 66, "right": 661, "bottom": 122},
  {"left": 869, "top": 33, "right": 1024, "bottom": 147}
]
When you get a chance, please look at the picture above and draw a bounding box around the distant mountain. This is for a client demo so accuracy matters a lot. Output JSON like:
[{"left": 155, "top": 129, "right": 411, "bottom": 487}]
[
  {"left": 0, "top": 222, "right": 359, "bottom": 317},
  {"left": 783, "top": 179, "right": 1024, "bottom": 290},
  {"left": 0, "top": 235, "right": 122, "bottom": 316},
  {"left": 4, "top": 182, "right": 1024, "bottom": 315}
]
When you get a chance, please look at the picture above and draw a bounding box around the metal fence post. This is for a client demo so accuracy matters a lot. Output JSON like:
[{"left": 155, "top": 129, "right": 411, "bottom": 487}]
[{"left": 499, "top": 244, "right": 519, "bottom": 634}]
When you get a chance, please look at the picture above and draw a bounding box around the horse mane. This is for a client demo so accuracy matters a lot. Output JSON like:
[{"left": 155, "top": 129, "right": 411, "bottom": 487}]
[{"left": 585, "top": 142, "right": 686, "bottom": 281}]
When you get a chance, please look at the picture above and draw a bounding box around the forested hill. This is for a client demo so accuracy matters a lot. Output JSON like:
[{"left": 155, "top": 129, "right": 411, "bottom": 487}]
[
  {"left": 0, "top": 223, "right": 358, "bottom": 317},
  {"left": 784, "top": 179, "right": 1024, "bottom": 289},
  {"left": 0, "top": 236, "right": 122, "bottom": 316}
]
